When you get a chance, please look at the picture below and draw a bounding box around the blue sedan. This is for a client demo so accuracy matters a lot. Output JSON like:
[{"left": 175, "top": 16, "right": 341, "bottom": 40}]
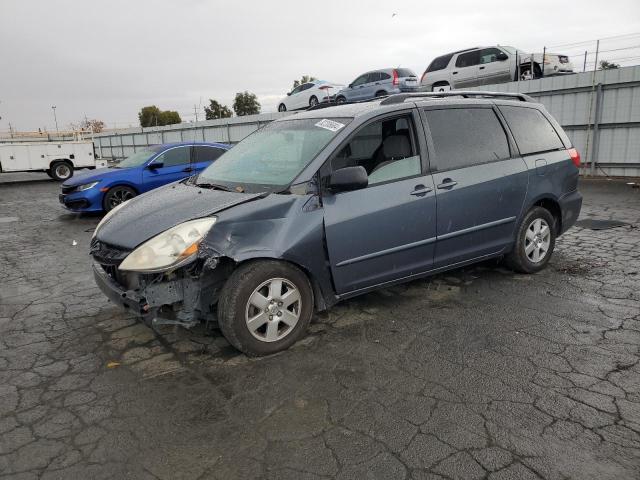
[{"left": 59, "top": 142, "right": 230, "bottom": 212}]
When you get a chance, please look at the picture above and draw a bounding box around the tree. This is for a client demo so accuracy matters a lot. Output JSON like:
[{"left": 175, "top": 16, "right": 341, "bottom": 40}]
[
  {"left": 292, "top": 75, "right": 316, "bottom": 90},
  {"left": 204, "top": 99, "right": 232, "bottom": 120},
  {"left": 138, "top": 106, "right": 182, "bottom": 127},
  {"left": 233, "top": 92, "right": 261, "bottom": 116},
  {"left": 158, "top": 110, "right": 181, "bottom": 125},
  {"left": 599, "top": 60, "right": 620, "bottom": 70},
  {"left": 80, "top": 118, "right": 106, "bottom": 133}
]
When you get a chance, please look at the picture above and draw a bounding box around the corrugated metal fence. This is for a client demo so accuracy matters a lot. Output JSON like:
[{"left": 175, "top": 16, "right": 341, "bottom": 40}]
[
  {"left": 93, "top": 66, "right": 640, "bottom": 177},
  {"left": 471, "top": 65, "right": 640, "bottom": 177}
]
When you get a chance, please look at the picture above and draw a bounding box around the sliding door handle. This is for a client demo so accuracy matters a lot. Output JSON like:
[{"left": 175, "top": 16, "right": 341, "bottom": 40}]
[{"left": 437, "top": 179, "right": 457, "bottom": 190}]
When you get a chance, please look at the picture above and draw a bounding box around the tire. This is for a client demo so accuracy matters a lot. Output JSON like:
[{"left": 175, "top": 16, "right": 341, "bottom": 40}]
[
  {"left": 45, "top": 169, "right": 54, "bottom": 179},
  {"left": 336, "top": 96, "right": 346, "bottom": 104},
  {"left": 50, "top": 161, "right": 73, "bottom": 181},
  {"left": 375, "top": 90, "right": 387, "bottom": 97},
  {"left": 432, "top": 82, "right": 450, "bottom": 92},
  {"left": 505, "top": 207, "right": 556, "bottom": 274},
  {"left": 278, "top": 103, "right": 287, "bottom": 112},
  {"left": 102, "top": 185, "right": 136, "bottom": 212},
  {"left": 217, "top": 260, "right": 314, "bottom": 357},
  {"left": 309, "top": 96, "right": 319, "bottom": 107},
  {"left": 519, "top": 63, "right": 542, "bottom": 81}
]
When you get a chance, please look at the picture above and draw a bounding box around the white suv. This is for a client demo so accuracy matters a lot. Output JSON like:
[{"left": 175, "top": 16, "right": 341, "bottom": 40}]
[{"left": 420, "top": 46, "right": 574, "bottom": 91}]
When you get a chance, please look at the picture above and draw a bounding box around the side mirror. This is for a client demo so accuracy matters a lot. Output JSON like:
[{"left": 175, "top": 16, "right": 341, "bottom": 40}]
[
  {"left": 147, "top": 161, "right": 163, "bottom": 169},
  {"left": 329, "top": 166, "right": 368, "bottom": 192},
  {"left": 496, "top": 52, "right": 509, "bottom": 61},
  {"left": 348, "top": 83, "right": 353, "bottom": 89},
  {"left": 287, "top": 92, "right": 292, "bottom": 96}
]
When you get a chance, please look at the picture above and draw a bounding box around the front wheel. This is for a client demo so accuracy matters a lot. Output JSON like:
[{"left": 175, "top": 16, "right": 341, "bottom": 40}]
[
  {"left": 505, "top": 207, "right": 556, "bottom": 273},
  {"left": 278, "top": 103, "right": 287, "bottom": 112},
  {"left": 309, "top": 96, "right": 318, "bottom": 107},
  {"left": 217, "top": 260, "right": 314, "bottom": 357},
  {"left": 336, "top": 96, "right": 346, "bottom": 104},
  {"left": 103, "top": 185, "right": 136, "bottom": 212}
]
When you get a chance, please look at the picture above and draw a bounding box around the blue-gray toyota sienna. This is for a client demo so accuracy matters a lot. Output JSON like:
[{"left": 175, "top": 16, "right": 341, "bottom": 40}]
[{"left": 91, "top": 91, "right": 582, "bottom": 356}]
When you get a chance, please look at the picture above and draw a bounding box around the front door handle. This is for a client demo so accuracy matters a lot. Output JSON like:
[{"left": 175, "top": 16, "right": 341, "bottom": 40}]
[
  {"left": 182, "top": 167, "right": 193, "bottom": 172},
  {"left": 437, "top": 179, "right": 457, "bottom": 190},
  {"left": 452, "top": 71, "right": 458, "bottom": 75},
  {"left": 410, "top": 185, "right": 432, "bottom": 197},
  {"left": 479, "top": 66, "right": 485, "bottom": 70}
]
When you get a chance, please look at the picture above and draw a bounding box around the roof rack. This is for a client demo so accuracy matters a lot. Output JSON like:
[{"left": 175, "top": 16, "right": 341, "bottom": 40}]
[
  {"left": 379, "top": 91, "right": 535, "bottom": 105},
  {"left": 306, "top": 95, "right": 389, "bottom": 111}
]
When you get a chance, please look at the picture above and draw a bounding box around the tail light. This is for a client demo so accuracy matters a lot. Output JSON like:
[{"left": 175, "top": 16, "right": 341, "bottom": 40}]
[
  {"left": 420, "top": 71, "right": 427, "bottom": 84},
  {"left": 568, "top": 148, "right": 581, "bottom": 167},
  {"left": 392, "top": 69, "right": 399, "bottom": 86}
]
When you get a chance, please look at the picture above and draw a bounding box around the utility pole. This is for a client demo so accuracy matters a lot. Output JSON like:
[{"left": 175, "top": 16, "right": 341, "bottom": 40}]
[
  {"left": 51, "top": 106, "right": 59, "bottom": 136},
  {"left": 193, "top": 104, "right": 199, "bottom": 124}
]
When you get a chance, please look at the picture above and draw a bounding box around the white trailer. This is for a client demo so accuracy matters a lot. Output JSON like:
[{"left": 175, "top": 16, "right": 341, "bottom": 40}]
[{"left": 0, "top": 140, "right": 107, "bottom": 181}]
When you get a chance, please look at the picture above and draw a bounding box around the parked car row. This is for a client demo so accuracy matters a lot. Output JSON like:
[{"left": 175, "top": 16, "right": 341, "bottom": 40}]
[
  {"left": 59, "top": 142, "right": 230, "bottom": 212},
  {"left": 89, "top": 91, "right": 582, "bottom": 357},
  {"left": 279, "top": 44, "right": 574, "bottom": 110}
]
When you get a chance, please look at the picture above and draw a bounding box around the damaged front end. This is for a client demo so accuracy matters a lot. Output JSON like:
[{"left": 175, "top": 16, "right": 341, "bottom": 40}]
[{"left": 90, "top": 237, "right": 232, "bottom": 328}]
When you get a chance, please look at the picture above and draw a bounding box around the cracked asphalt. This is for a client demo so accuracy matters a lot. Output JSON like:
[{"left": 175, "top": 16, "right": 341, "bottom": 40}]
[{"left": 1, "top": 175, "right": 639, "bottom": 479}]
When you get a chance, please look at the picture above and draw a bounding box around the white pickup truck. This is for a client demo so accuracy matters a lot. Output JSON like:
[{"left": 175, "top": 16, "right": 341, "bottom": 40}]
[{"left": 0, "top": 140, "right": 107, "bottom": 181}]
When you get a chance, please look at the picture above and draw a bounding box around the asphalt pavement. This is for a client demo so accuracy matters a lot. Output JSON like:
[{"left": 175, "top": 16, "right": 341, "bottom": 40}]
[{"left": 1, "top": 176, "right": 639, "bottom": 479}]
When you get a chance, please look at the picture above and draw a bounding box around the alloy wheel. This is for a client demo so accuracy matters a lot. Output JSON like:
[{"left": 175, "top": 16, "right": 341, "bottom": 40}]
[
  {"left": 245, "top": 277, "right": 301, "bottom": 342},
  {"left": 524, "top": 218, "right": 551, "bottom": 263}
]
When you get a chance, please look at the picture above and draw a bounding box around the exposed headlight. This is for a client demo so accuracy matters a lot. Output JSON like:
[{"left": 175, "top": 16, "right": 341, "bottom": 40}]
[
  {"left": 119, "top": 218, "right": 217, "bottom": 273},
  {"left": 77, "top": 181, "right": 99, "bottom": 191},
  {"left": 93, "top": 201, "right": 127, "bottom": 238}
]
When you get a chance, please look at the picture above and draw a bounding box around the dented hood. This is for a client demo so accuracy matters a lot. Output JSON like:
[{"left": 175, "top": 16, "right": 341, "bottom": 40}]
[{"left": 95, "top": 182, "right": 263, "bottom": 249}]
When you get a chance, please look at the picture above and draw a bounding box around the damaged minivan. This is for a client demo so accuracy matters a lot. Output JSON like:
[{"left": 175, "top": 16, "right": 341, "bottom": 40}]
[{"left": 91, "top": 91, "right": 582, "bottom": 356}]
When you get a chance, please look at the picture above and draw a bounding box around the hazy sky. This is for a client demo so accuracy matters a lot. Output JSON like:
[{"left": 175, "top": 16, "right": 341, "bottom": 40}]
[{"left": 2, "top": 0, "right": 640, "bottom": 131}]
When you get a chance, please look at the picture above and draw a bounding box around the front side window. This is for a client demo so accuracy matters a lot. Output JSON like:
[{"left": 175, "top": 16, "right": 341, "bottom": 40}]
[
  {"left": 154, "top": 146, "right": 190, "bottom": 167},
  {"left": 197, "top": 118, "right": 351, "bottom": 192},
  {"left": 479, "top": 48, "right": 505, "bottom": 64},
  {"left": 352, "top": 74, "right": 369, "bottom": 86},
  {"left": 427, "top": 54, "right": 454, "bottom": 72},
  {"left": 455, "top": 50, "right": 480, "bottom": 68},
  {"left": 330, "top": 114, "right": 421, "bottom": 186},
  {"left": 425, "top": 108, "right": 510, "bottom": 171},
  {"left": 499, "top": 106, "right": 564, "bottom": 155}
]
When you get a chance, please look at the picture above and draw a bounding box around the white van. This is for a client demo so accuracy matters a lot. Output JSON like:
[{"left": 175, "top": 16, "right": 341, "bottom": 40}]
[{"left": 0, "top": 140, "right": 107, "bottom": 181}]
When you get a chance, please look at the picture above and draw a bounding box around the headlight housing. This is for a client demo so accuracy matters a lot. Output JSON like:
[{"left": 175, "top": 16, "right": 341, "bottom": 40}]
[
  {"left": 93, "top": 201, "right": 127, "bottom": 239},
  {"left": 77, "top": 181, "right": 99, "bottom": 191},
  {"left": 119, "top": 217, "right": 217, "bottom": 273}
]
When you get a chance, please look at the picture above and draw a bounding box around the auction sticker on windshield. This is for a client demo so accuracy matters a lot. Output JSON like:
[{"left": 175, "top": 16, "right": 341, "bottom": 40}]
[{"left": 315, "top": 119, "right": 345, "bottom": 132}]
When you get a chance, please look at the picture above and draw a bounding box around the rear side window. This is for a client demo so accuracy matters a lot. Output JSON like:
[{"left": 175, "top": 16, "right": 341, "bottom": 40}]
[
  {"left": 499, "top": 106, "right": 564, "bottom": 155},
  {"left": 395, "top": 68, "right": 415, "bottom": 77},
  {"left": 367, "top": 72, "right": 381, "bottom": 83},
  {"left": 455, "top": 50, "right": 480, "bottom": 68},
  {"left": 427, "top": 54, "right": 454, "bottom": 72},
  {"left": 194, "top": 146, "right": 225, "bottom": 162},
  {"left": 379, "top": 72, "right": 391, "bottom": 80},
  {"left": 425, "top": 108, "right": 510, "bottom": 171}
]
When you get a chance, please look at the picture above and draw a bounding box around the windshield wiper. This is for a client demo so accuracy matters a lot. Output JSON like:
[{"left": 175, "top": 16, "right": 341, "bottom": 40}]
[{"left": 194, "top": 182, "right": 233, "bottom": 192}]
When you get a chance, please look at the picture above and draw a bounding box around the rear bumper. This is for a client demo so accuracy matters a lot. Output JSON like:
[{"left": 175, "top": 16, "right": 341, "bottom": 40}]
[{"left": 558, "top": 190, "right": 582, "bottom": 234}]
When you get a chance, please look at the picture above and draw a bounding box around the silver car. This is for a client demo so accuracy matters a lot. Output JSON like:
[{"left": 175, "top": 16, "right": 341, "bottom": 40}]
[
  {"left": 335, "top": 68, "right": 418, "bottom": 103},
  {"left": 420, "top": 46, "right": 574, "bottom": 91}
]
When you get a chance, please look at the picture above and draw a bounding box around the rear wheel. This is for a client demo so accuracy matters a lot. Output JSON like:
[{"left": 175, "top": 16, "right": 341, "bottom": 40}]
[
  {"left": 50, "top": 161, "right": 73, "bottom": 181},
  {"left": 217, "top": 260, "right": 313, "bottom": 357},
  {"left": 309, "top": 96, "right": 319, "bottom": 107},
  {"left": 375, "top": 90, "right": 387, "bottom": 97},
  {"left": 432, "top": 82, "right": 450, "bottom": 92},
  {"left": 103, "top": 185, "right": 136, "bottom": 212},
  {"left": 505, "top": 207, "right": 556, "bottom": 273},
  {"left": 519, "top": 63, "right": 542, "bottom": 81},
  {"left": 278, "top": 103, "right": 287, "bottom": 112}
]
